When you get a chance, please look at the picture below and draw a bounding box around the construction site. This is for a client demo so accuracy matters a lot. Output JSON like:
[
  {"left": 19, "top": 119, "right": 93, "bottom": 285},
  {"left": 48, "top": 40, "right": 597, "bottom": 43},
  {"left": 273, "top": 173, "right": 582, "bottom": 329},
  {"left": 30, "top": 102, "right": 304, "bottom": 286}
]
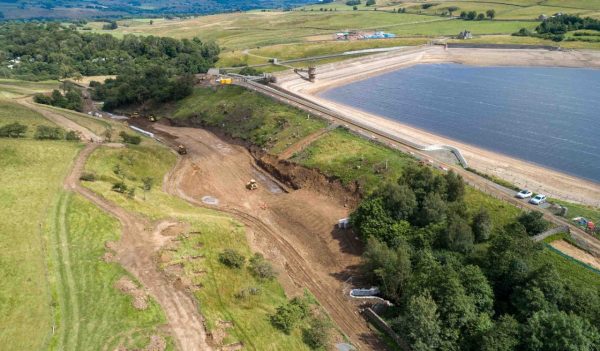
[{"left": 5, "top": 43, "right": 600, "bottom": 351}]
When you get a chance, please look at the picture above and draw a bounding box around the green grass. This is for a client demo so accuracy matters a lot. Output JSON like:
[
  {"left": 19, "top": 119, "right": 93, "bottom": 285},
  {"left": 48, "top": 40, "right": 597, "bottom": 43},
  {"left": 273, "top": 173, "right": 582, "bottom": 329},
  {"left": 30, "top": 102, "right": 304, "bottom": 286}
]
[
  {"left": 173, "top": 86, "right": 327, "bottom": 154},
  {"left": 0, "top": 99, "right": 58, "bottom": 138},
  {"left": 464, "top": 186, "right": 521, "bottom": 229},
  {"left": 549, "top": 198, "right": 600, "bottom": 227},
  {"left": 0, "top": 79, "right": 59, "bottom": 98},
  {"left": 0, "top": 139, "right": 81, "bottom": 351},
  {"left": 539, "top": 246, "right": 600, "bottom": 290},
  {"left": 291, "top": 127, "right": 414, "bottom": 194},
  {"left": 83, "top": 142, "right": 316, "bottom": 349},
  {"left": 48, "top": 193, "right": 171, "bottom": 351},
  {"left": 38, "top": 105, "right": 112, "bottom": 136}
]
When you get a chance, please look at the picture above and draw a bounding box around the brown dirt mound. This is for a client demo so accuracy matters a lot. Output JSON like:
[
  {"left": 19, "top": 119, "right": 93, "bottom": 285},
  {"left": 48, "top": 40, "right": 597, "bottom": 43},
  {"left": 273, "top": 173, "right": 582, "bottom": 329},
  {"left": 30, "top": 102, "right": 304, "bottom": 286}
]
[{"left": 115, "top": 276, "right": 149, "bottom": 310}]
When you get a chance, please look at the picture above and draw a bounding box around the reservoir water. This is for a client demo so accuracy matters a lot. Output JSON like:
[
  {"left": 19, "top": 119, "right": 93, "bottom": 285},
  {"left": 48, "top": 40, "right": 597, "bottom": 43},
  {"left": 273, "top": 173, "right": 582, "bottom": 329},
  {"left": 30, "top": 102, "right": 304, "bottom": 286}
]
[{"left": 320, "top": 64, "right": 600, "bottom": 183}]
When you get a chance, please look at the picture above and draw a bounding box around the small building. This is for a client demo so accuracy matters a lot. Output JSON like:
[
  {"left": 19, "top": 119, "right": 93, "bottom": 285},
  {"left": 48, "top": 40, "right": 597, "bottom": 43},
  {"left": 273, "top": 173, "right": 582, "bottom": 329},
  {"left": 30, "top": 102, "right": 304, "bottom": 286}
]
[
  {"left": 457, "top": 30, "right": 473, "bottom": 39},
  {"left": 338, "top": 218, "right": 350, "bottom": 229},
  {"left": 539, "top": 14, "right": 548, "bottom": 21}
]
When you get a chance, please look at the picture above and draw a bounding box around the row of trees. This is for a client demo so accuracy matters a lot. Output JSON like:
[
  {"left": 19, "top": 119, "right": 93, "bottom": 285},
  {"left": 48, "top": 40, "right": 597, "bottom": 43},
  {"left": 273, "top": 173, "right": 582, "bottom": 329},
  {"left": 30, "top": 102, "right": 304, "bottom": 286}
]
[
  {"left": 514, "top": 14, "right": 600, "bottom": 42},
  {"left": 460, "top": 9, "right": 495, "bottom": 21},
  {"left": 0, "top": 22, "right": 220, "bottom": 80},
  {"left": 351, "top": 164, "right": 600, "bottom": 350},
  {"left": 34, "top": 85, "right": 83, "bottom": 112}
]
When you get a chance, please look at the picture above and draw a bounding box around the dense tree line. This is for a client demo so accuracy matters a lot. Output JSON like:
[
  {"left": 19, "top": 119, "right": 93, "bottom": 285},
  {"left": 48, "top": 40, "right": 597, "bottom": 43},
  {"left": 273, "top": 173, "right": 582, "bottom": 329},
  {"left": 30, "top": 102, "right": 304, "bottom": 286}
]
[
  {"left": 92, "top": 65, "right": 195, "bottom": 110},
  {"left": 514, "top": 14, "right": 600, "bottom": 42},
  {"left": 0, "top": 22, "right": 220, "bottom": 80},
  {"left": 34, "top": 83, "right": 83, "bottom": 111},
  {"left": 352, "top": 164, "right": 600, "bottom": 350}
]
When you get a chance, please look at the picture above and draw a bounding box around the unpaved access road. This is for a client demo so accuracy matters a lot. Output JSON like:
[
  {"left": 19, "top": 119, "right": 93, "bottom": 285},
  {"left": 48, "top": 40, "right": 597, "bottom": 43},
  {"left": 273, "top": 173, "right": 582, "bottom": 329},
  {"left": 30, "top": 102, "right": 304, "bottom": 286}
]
[
  {"left": 17, "top": 98, "right": 103, "bottom": 142},
  {"left": 64, "top": 144, "right": 212, "bottom": 351},
  {"left": 156, "top": 125, "right": 384, "bottom": 350}
]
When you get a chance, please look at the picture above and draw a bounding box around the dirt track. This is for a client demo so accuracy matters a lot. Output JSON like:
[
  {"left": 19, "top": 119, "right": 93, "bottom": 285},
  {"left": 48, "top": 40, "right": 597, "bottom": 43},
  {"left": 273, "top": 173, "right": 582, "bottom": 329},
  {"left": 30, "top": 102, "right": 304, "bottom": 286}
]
[
  {"left": 64, "top": 144, "right": 212, "bottom": 351},
  {"left": 157, "top": 125, "right": 384, "bottom": 350},
  {"left": 17, "top": 98, "right": 103, "bottom": 142}
]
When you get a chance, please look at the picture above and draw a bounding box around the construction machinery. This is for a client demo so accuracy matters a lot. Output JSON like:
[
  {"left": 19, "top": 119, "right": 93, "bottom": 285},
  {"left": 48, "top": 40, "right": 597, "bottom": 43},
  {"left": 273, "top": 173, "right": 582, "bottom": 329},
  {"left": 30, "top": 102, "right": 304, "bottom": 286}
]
[
  {"left": 246, "top": 179, "right": 258, "bottom": 190},
  {"left": 177, "top": 145, "right": 187, "bottom": 155}
]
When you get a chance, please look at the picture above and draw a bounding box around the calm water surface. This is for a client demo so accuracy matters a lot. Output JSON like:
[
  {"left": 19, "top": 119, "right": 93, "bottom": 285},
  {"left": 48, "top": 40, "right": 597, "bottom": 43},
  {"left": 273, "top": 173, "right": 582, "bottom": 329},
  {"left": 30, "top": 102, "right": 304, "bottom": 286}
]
[{"left": 320, "top": 64, "right": 600, "bottom": 183}]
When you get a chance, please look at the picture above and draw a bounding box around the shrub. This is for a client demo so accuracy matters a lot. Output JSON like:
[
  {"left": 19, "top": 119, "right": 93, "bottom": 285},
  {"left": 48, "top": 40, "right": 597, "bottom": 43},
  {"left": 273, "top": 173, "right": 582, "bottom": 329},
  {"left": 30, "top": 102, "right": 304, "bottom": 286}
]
[
  {"left": 0, "top": 122, "right": 27, "bottom": 138},
  {"left": 249, "top": 253, "right": 277, "bottom": 280},
  {"left": 239, "top": 66, "right": 262, "bottom": 76},
  {"left": 472, "top": 208, "right": 492, "bottom": 242},
  {"left": 218, "top": 249, "right": 245, "bottom": 268},
  {"left": 302, "top": 317, "right": 331, "bottom": 350},
  {"left": 34, "top": 125, "right": 64, "bottom": 140},
  {"left": 271, "top": 297, "right": 310, "bottom": 334},
  {"left": 119, "top": 131, "right": 141, "bottom": 145},
  {"left": 79, "top": 172, "right": 96, "bottom": 181},
  {"left": 33, "top": 93, "right": 52, "bottom": 105},
  {"left": 518, "top": 211, "right": 549, "bottom": 236},
  {"left": 111, "top": 181, "right": 128, "bottom": 193},
  {"left": 234, "top": 286, "right": 261, "bottom": 299},
  {"left": 65, "top": 130, "right": 80, "bottom": 141}
]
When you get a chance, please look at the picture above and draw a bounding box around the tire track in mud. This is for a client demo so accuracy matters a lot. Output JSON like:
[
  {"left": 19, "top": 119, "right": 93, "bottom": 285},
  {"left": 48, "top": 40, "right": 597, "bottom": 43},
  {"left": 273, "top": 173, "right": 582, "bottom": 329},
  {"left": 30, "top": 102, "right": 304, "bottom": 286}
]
[{"left": 64, "top": 144, "right": 212, "bottom": 351}]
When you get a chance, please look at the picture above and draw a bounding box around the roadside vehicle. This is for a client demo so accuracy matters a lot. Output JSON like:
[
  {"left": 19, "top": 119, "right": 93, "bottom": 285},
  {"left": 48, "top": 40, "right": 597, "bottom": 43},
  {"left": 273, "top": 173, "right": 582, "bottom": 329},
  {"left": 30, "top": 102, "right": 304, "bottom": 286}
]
[
  {"left": 529, "top": 194, "right": 547, "bottom": 205},
  {"left": 516, "top": 189, "right": 533, "bottom": 199}
]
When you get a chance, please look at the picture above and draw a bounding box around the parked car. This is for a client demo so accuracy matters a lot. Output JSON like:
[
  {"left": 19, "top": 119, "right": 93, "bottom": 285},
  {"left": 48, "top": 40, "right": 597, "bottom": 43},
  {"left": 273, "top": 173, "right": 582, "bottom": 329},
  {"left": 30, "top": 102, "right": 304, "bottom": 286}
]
[
  {"left": 529, "top": 194, "right": 547, "bottom": 205},
  {"left": 516, "top": 189, "right": 533, "bottom": 199}
]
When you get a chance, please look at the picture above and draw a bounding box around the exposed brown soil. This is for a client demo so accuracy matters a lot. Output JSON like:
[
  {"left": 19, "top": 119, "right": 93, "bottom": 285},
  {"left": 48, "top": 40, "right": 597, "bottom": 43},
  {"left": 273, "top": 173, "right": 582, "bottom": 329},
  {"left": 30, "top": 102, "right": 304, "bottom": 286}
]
[
  {"left": 64, "top": 144, "right": 212, "bottom": 351},
  {"left": 550, "top": 240, "right": 600, "bottom": 270},
  {"left": 156, "top": 125, "right": 383, "bottom": 350},
  {"left": 115, "top": 276, "right": 149, "bottom": 310}
]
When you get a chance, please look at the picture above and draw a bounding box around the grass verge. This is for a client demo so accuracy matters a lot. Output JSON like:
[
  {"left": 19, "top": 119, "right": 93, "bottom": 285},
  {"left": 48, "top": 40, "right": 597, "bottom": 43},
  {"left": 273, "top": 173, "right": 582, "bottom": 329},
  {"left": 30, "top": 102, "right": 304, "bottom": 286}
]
[{"left": 173, "top": 86, "right": 327, "bottom": 154}]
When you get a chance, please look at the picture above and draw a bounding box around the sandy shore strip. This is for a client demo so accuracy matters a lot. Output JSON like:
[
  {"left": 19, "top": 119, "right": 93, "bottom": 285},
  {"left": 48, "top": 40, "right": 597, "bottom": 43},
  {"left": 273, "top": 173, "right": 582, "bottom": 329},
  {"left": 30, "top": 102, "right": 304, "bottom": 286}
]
[{"left": 276, "top": 46, "right": 600, "bottom": 206}]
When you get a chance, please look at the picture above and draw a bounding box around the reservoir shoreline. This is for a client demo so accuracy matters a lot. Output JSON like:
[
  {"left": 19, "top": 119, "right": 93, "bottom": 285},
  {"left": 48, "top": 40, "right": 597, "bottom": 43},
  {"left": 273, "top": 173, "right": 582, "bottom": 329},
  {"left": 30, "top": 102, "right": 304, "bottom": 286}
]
[{"left": 276, "top": 46, "right": 600, "bottom": 206}]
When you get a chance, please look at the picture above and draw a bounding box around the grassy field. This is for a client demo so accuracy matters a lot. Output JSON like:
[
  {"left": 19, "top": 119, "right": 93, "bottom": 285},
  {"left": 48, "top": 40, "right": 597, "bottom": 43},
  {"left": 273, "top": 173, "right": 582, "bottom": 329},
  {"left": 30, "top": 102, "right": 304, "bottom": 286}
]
[
  {"left": 0, "top": 100, "right": 170, "bottom": 351},
  {"left": 49, "top": 193, "right": 171, "bottom": 351},
  {"left": 83, "top": 142, "right": 317, "bottom": 349},
  {"left": 0, "top": 99, "right": 58, "bottom": 138},
  {"left": 81, "top": 0, "right": 600, "bottom": 67},
  {"left": 173, "top": 86, "right": 327, "bottom": 154},
  {"left": 291, "top": 127, "right": 414, "bottom": 194},
  {"left": 539, "top": 247, "right": 600, "bottom": 290},
  {"left": 0, "top": 138, "right": 80, "bottom": 351},
  {"left": 0, "top": 79, "right": 59, "bottom": 98}
]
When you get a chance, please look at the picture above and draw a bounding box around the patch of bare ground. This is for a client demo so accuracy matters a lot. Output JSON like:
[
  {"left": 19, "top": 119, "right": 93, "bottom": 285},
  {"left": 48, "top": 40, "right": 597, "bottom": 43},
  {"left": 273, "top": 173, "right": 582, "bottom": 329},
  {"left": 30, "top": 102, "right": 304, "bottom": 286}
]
[
  {"left": 115, "top": 276, "right": 149, "bottom": 310},
  {"left": 154, "top": 125, "right": 384, "bottom": 350},
  {"left": 114, "top": 335, "right": 167, "bottom": 351},
  {"left": 550, "top": 240, "right": 600, "bottom": 271}
]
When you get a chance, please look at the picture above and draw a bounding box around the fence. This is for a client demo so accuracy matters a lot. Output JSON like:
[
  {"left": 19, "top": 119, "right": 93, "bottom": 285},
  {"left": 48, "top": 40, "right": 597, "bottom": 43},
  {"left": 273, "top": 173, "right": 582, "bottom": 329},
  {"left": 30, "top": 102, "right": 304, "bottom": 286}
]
[{"left": 543, "top": 244, "right": 600, "bottom": 276}]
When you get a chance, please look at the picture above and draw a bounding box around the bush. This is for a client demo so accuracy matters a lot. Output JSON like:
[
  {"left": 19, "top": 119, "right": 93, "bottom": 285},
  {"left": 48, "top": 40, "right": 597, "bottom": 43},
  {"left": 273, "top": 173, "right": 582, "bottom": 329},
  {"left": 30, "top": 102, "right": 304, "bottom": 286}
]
[
  {"left": 518, "top": 211, "right": 549, "bottom": 236},
  {"left": 33, "top": 93, "right": 52, "bottom": 105},
  {"left": 271, "top": 297, "right": 310, "bottom": 334},
  {"left": 34, "top": 125, "right": 64, "bottom": 140},
  {"left": 239, "top": 66, "right": 262, "bottom": 76},
  {"left": 65, "top": 130, "right": 80, "bottom": 141},
  {"left": 472, "top": 208, "right": 492, "bottom": 242},
  {"left": 303, "top": 317, "right": 331, "bottom": 350},
  {"left": 234, "top": 286, "right": 261, "bottom": 299},
  {"left": 79, "top": 172, "right": 96, "bottom": 181},
  {"left": 0, "top": 122, "right": 27, "bottom": 138},
  {"left": 119, "top": 131, "right": 141, "bottom": 145},
  {"left": 249, "top": 253, "right": 277, "bottom": 280},
  {"left": 111, "top": 181, "right": 128, "bottom": 193},
  {"left": 218, "top": 249, "right": 245, "bottom": 268}
]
